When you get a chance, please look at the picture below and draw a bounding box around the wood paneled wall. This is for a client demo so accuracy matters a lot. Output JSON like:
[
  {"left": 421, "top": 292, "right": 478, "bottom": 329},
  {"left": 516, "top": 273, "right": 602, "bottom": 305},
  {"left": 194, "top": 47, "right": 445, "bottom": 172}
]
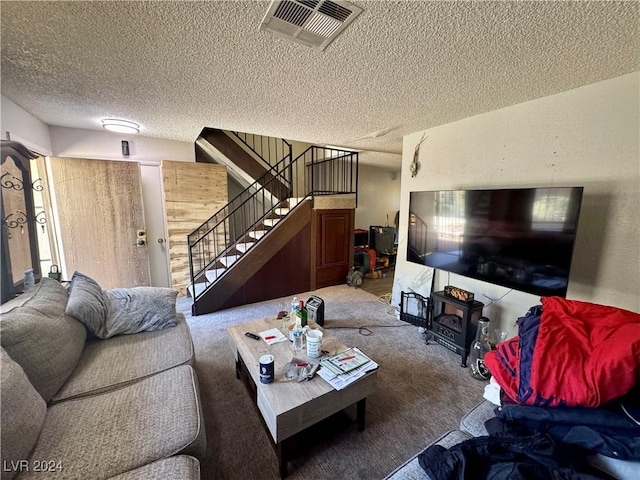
[{"left": 161, "top": 160, "right": 227, "bottom": 296}]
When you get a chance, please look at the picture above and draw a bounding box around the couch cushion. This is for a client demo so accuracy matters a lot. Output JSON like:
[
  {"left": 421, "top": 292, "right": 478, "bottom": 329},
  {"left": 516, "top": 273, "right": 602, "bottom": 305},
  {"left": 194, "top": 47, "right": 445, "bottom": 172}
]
[
  {"left": 0, "top": 348, "right": 47, "bottom": 480},
  {"left": 21, "top": 365, "right": 205, "bottom": 480},
  {"left": 106, "top": 455, "right": 200, "bottom": 480},
  {"left": 383, "top": 430, "right": 472, "bottom": 480},
  {"left": 459, "top": 400, "right": 494, "bottom": 437},
  {"left": 0, "top": 278, "right": 86, "bottom": 402},
  {"left": 53, "top": 313, "right": 193, "bottom": 402}
]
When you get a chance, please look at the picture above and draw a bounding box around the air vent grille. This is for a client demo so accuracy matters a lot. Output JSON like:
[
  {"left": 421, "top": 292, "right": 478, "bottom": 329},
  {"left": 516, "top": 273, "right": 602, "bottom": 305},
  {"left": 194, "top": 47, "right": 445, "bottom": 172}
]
[
  {"left": 318, "top": 0, "right": 352, "bottom": 22},
  {"left": 274, "top": 1, "right": 312, "bottom": 27},
  {"left": 261, "top": 0, "right": 363, "bottom": 51},
  {"left": 306, "top": 13, "right": 342, "bottom": 37},
  {"left": 298, "top": 0, "right": 319, "bottom": 8}
]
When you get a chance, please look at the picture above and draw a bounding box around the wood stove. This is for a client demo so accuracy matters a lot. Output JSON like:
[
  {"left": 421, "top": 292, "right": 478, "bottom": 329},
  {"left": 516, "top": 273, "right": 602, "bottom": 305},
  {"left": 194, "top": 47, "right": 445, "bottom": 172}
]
[
  {"left": 400, "top": 290, "right": 484, "bottom": 367},
  {"left": 428, "top": 291, "right": 484, "bottom": 367}
]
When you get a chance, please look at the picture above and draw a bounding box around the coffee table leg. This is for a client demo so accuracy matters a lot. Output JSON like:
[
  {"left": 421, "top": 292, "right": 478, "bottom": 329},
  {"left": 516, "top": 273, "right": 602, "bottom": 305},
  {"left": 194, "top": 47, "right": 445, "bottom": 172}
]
[
  {"left": 356, "top": 398, "right": 367, "bottom": 432},
  {"left": 277, "top": 440, "right": 288, "bottom": 479}
]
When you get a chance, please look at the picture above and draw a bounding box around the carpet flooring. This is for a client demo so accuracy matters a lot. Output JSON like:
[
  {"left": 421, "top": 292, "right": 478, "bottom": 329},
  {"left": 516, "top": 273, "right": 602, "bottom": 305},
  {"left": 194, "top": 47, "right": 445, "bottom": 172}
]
[{"left": 177, "top": 285, "right": 487, "bottom": 480}]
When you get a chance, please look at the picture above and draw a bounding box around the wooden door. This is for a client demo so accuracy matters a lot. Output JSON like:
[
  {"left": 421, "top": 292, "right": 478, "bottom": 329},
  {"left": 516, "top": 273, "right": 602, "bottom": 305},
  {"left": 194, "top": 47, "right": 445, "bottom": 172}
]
[
  {"left": 161, "top": 160, "right": 228, "bottom": 296},
  {"left": 48, "top": 157, "right": 150, "bottom": 289},
  {"left": 315, "top": 209, "right": 354, "bottom": 289}
]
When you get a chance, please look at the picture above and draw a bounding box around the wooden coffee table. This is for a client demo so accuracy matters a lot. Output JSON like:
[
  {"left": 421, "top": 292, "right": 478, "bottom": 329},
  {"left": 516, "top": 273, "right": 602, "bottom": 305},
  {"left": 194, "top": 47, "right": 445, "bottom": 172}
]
[{"left": 227, "top": 318, "right": 378, "bottom": 478}]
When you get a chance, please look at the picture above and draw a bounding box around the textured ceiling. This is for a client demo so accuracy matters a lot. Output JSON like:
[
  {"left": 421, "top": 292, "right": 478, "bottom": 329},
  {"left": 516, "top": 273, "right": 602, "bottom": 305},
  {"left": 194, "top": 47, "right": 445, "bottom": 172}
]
[{"left": 1, "top": 1, "right": 639, "bottom": 168}]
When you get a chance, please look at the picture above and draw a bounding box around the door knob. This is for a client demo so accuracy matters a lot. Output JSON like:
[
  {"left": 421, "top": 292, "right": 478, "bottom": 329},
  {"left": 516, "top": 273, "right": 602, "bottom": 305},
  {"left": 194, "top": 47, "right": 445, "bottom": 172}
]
[{"left": 158, "top": 238, "right": 164, "bottom": 244}]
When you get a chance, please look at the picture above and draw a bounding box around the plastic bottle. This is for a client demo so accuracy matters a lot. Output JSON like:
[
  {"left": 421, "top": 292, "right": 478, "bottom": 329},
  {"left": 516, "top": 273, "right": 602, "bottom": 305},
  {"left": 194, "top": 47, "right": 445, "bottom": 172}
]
[
  {"left": 290, "top": 296, "right": 298, "bottom": 320},
  {"left": 292, "top": 323, "right": 304, "bottom": 351}
]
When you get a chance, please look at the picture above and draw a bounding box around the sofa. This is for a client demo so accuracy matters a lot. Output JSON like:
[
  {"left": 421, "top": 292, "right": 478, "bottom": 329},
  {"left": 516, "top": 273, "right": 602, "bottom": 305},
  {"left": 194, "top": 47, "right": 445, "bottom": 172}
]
[{"left": 0, "top": 278, "right": 206, "bottom": 480}]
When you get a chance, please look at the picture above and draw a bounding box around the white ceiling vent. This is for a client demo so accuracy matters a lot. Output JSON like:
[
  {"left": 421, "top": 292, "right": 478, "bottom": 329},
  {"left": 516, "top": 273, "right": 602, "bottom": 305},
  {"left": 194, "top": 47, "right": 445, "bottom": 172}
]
[{"left": 260, "top": 0, "right": 362, "bottom": 51}]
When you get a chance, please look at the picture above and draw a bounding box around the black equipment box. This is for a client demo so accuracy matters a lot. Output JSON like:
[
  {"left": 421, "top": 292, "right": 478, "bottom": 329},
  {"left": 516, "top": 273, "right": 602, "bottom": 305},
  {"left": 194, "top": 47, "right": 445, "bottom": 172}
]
[
  {"left": 306, "top": 295, "right": 325, "bottom": 326},
  {"left": 369, "top": 225, "right": 395, "bottom": 255}
]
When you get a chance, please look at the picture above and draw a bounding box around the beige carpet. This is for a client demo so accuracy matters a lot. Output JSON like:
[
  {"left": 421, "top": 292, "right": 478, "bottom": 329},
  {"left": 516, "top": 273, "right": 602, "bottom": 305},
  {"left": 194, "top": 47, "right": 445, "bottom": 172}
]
[{"left": 177, "top": 285, "right": 487, "bottom": 480}]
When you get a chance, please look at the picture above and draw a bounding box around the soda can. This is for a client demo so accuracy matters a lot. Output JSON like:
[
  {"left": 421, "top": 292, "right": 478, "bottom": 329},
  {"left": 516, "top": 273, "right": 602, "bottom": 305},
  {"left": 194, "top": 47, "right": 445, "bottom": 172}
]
[{"left": 259, "top": 354, "right": 274, "bottom": 384}]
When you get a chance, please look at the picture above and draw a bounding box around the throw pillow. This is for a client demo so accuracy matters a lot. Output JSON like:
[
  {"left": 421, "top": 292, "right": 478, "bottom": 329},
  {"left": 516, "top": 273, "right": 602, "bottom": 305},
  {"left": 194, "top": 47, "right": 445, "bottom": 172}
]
[
  {"left": 104, "top": 287, "right": 178, "bottom": 337},
  {"left": 65, "top": 272, "right": 178, "bottom": 339},
  {"left": 65, "top": 271, "right": 109, "bottom": 338}
]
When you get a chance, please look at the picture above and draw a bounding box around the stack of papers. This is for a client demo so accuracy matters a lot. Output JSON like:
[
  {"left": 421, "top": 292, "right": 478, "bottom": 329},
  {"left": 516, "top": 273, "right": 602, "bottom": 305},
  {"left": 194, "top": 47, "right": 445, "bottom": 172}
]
[
  {"left": 317, "top": 347, "right": 378, "bottom": 390},
  {"left": 258, "top": 328, "right": 288, "bottom": 345}
]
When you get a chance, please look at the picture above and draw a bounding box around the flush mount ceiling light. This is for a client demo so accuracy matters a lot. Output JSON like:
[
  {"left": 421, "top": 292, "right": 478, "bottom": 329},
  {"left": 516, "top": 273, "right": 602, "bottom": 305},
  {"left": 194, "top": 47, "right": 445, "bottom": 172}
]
[
  {"left": 101, "top": 119, "right": 140, "bottom": 134},
  {"left": 261, "top": 0, "right": 362, "bottom": 51}
]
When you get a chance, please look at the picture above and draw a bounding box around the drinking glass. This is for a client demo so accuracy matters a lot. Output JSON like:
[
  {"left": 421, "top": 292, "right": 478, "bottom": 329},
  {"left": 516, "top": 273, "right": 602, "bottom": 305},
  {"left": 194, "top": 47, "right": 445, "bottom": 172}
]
[
  {"left": 277, "top": 301, "right": 288, "bottom": 320},
  {"left": 278, "top": 301, "right": 291, "bottom": 335}
]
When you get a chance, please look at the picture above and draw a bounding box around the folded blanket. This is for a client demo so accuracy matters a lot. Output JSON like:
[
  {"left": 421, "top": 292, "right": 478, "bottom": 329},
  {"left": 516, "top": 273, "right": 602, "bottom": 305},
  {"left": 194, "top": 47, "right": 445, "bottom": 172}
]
[{"left": 485, "top": 297, "right": 640, "bottom": 408}]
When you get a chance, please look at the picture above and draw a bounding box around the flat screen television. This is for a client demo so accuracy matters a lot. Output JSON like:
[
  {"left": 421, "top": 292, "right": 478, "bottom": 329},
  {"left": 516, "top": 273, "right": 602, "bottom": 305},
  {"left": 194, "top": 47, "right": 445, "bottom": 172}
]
[{"left": 407, "top": 187, "right": 584, "bottom": 297}]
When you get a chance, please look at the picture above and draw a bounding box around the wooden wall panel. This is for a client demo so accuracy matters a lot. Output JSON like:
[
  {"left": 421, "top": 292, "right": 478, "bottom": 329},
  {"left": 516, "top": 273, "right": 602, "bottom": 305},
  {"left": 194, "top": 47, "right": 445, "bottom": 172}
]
[
  {"left": 49, "top": 157, "right": 149, "bottom": 289},
  {"left": 162, "top": 160, "right": 227, "bottom": 296}
]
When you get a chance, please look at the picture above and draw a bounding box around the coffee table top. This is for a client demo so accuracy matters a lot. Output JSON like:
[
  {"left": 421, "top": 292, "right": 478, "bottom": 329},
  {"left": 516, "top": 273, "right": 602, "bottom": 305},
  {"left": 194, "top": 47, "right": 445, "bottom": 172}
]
[{"left": 227, "top": 317, "right": 377, "bottom": 443}]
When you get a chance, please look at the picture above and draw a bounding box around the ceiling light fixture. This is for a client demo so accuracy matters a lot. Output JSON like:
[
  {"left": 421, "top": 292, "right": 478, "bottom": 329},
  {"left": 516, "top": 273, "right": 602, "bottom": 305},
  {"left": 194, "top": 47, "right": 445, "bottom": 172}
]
[{"left": 101, "top": 119, "right": 140, "bottom": 134}]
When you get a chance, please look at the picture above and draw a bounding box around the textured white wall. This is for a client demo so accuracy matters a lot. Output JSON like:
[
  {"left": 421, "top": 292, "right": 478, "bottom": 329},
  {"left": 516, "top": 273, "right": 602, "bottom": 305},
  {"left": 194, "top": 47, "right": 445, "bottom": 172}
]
[
  {"left": 355, "top": 164, "right": 401, "bottom": 231},
  {"left": 392, "top": 72, "right": 640, "bottom": 335},
  {"left": 49, "top": 126, "right": 195, "bottom": 164},
  {"left": 1, "top": 95, "right": 52, "bottom": 154}
]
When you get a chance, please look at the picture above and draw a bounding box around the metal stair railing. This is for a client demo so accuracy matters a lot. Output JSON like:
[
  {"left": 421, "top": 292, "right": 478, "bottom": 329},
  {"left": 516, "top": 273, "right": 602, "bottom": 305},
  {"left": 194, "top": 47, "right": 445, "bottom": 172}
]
[
  {"left": 230, "top": 131, "right": 291, "bottom": 172},
  {"left": 188, "top": 145, "right": 358, "bottom": 302}
]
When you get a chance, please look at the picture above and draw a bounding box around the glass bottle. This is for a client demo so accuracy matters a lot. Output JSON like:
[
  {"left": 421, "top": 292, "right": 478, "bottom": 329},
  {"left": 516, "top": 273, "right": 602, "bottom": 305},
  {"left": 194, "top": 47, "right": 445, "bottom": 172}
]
[
  {"left": 295, "top": 300, "right": 308, "bottom": 328},
  {"left": 469, "top": 317, "right": 491, "bottom": 380}
]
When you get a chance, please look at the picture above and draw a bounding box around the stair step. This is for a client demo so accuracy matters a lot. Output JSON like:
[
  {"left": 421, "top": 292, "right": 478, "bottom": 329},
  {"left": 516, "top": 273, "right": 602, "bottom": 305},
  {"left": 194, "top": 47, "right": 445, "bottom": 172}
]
[
  {"left": 220, "top": 255, "right": 240, "bottom": 267},
  {"left": 205, "top": 268, "right": 227, "bottom": 283},
  {"left": 274, "top": 207, "right": 290, "bottom": 216},
  {"left": 263, "top": 218, "right": 280, "bottom": 227},
  {"left": 248, "top": 230, "right": 267, "bottom": 240},
  {"left": 187, "top": 281, "right": 208, "bottom": 298},
  {"left": 287, "top": 197, "right": 302, "bottom": 207},
  {"left": 235, "top": 242, "right": 255, "bottom": 253}
]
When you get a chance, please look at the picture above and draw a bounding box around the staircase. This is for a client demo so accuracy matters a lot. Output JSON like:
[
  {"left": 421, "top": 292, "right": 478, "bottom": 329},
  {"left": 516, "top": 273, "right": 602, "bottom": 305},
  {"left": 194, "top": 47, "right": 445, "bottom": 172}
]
[{"left": 188, "top": 135, "right": 358, "bottom": 316}]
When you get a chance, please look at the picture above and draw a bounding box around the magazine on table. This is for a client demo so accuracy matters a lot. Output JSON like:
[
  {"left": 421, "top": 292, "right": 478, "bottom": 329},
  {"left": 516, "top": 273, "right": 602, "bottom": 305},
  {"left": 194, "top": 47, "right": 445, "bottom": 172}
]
[{"left": 318, "top": 347, "right": 378, "bottom": 390}]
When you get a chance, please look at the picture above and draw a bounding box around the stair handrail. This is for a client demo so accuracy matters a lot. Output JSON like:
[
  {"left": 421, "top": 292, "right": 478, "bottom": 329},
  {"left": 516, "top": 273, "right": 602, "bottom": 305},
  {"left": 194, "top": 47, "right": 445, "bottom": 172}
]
[
  {"left": 188, "top": 151, "right": 292, "bottom": 246},
  {"left": 188, "top": 145, "right": 358, "bottom": 302},
  {"left": 230, "top": 131, "right": 292, "bottom": 171}
]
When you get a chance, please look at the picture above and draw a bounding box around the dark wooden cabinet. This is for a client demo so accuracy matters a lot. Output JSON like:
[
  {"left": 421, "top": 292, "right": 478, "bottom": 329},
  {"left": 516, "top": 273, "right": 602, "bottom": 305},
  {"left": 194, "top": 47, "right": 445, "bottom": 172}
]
[{"left": 314, "top": 209, "right": 354, "bottom": 289}]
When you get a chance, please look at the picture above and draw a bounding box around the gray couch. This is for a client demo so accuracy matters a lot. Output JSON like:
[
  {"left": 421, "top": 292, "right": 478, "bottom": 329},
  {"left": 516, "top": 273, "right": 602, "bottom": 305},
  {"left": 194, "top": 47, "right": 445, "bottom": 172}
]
[
  {"left": 0, "top": 278, "right": 206, "bottom": 480},
  {"left": 385, "top": 400, "right": 639, "bottom": 480}
]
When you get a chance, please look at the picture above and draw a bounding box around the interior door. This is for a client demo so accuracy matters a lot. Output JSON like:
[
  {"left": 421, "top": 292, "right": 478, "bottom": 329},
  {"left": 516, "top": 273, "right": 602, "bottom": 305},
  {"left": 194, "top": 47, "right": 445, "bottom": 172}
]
[
  {"left": 315, "top": 209, "right": 354, "bottom": 289},
  {"left": 48, "top": 157, "right": 150, "bottom": 289},
  {"left": 140, "top": 163, "right": 171, "bottom": 287}
]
